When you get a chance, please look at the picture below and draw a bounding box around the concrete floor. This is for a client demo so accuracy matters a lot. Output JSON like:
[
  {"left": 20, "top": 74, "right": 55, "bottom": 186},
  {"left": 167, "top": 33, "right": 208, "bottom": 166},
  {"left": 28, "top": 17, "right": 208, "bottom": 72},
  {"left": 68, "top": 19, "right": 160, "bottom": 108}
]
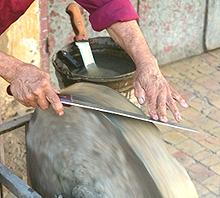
[
  {"left": 1, "top": 49, "right": 219, "bottom": 198},
  {"left": 131, "top": 49, "right": 220, "bottom": 198}
]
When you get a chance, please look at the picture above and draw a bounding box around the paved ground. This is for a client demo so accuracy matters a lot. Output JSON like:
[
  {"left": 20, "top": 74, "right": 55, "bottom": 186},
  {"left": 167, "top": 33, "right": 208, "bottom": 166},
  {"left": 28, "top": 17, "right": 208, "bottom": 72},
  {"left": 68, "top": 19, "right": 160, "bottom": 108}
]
[
  {"left": 131, "top": 49, "right": 220, "bottom": 197},
  {"left": 1, "top": 49, "right": 219, "bottom": 198}
]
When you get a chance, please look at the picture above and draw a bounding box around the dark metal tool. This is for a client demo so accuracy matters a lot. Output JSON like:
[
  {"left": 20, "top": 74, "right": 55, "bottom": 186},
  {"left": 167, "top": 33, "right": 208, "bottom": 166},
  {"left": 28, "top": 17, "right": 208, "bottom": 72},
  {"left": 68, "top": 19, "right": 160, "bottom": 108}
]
[
  {"left": 59, "top": 95, "right": 198, "bottom": 133},
  {"left": 6, "top": 85, "right": 198, "bottom": 133}
]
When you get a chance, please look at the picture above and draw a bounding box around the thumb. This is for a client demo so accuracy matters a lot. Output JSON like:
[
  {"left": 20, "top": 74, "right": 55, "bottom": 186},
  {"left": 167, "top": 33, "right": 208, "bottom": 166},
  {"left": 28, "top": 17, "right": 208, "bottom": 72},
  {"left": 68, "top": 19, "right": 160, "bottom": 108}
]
[{"left": 134, "top": 81, "right": 145, "bottom": 104}]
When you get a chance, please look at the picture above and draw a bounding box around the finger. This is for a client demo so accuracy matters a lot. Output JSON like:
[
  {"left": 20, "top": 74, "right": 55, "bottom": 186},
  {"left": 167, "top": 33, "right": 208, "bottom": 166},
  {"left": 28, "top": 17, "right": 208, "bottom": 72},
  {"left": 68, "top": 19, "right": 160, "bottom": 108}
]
[
  {"left": 146, "top": 89, "right": 158, "bottom": 120},
  {"left": 171, "top": 87, "right": 188, "bottom": 108},
  {"left": 167, "top": 96, "right": 182, "bottom": 122},
  {"left": 45, "top": 89, "right": 64, "bottom": 116},
  {"left": 134, "top": 81, "right": 145, "bottom": 104},
  {"left": 36, "top": 92, "right": 49, "bottom": 110},
  {"left": 53, "top": 87, "right": 61, "bottom": 94},
  {"left": 25, "top": 93, "right": 38, "bottom": 108},
  {"left": 157, "top": 89, "right": 168, "bottom": 122}
]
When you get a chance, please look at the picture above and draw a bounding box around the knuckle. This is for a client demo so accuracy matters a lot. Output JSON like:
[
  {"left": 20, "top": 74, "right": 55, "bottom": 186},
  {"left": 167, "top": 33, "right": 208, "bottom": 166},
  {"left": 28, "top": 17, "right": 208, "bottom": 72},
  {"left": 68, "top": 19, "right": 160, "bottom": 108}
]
[
  {"left": 168, "top": 98, "right": 175, "bottom": 106},
  {"left": 33, "top": 88, "right": 42, "bottom": 95},
  {"left": 175, "top": 110, "right": 180, "bottom": 115},
  {"left": 26, "top": 94, "right": 33, "bottom": 101},
  {"left": 148, "top": 112, "right": 155, "bottom": 118},
  {"left": 50, "top": 96, "right": 58, "bottom": 104},
  {"left": 147, "top": 94, "right": 155, "bottom": 102},
  {"left": 55, "top": 106, "right": 64, "bottom": 114},
  {"left": 158, "top": 101, "right": 166, "bottom": 109},
  {"left": 148, "top": 101, "right": 155, "bottom": 108},
  {"left": 158, "top": 109, "right": 166, "bottom": 116},
  {"left": 23, "top": 102, "right": 31, "bottom": 107},
  {"left": 41, "top": 79, "right": 50, "bottom": 88},
  {"left": 158, "top": 104, "right": 166, "bottom": 113},
  {"left": 50, "top": 97, "right": 62, "bottom": 108},
  {"left": 32, "top": 103, "right": 38, "bottom": 108},
  {"left": 27, "top": 101, "right": 37, "bottom": 108},
  {"left": 55, "top": 103, "right": 63, "bottom": 110},
  {"left": 171, "top": 107, "right": 178, "bottom": 114},
  {"left": 148, "top": 110, "right": 156, "bottom": 116},
  {"left": 41, "top": 104, "right": 49, "bottom": 110}
]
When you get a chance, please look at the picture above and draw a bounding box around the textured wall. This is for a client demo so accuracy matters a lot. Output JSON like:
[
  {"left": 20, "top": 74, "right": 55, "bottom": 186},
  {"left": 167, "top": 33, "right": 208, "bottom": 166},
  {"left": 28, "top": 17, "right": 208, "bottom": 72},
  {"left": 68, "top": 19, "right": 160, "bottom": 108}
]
[
  {"left": 0, "top": 1, "right": 40, "bottom": 119},
  {"left": 205, "top": 0, "right": 220, "bottom": 50},
  {"left": 139, "top": 0, "right": 206, "bottom": 65},
  {"left": 47, "top": 0, "right": 220, "bottom": 72},
  {"left": 48, "top": 0, "right": 138, "bottom": 85},
  {"left": 48, "top": 0, "right": 138, "bottom": 54}
]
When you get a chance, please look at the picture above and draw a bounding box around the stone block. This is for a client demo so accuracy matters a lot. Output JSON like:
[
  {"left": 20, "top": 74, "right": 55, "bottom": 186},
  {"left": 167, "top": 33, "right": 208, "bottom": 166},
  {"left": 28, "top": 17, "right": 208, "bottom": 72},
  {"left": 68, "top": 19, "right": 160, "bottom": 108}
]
[
  {"left": 202, "top": 175, "right": 220, "bottom": 195},
  {"left": 198, "top": 136, "right": 220, "bottom": 153},
  {"left": 210, "top": 163, "right": 220, "bottom": 175},
  {"left": 201, "top": 192, "right": 218, "bottom": 198},
  {"left": 206, "top": 0, "right": 220, "bottom": 50},
  {"left": 201, "top": 154, "right": 220, "bottom": 167},
  {"left": 176, "top": 139, "right": 205, "bottom": 156},
  {"left": 138, "top": 0, "right": 206, "bottom": 64},
  {"left": 162, "top": 131, "right": 188, "bottom": 145},
  {"left": 194, "top": 150, "right": 213, "bottom": 161},
  {"left": 188, "top": 163, "right": 215, "bottom": 182},
  {"left": 172, "top": 150, "right": 195, "bottom": 168},
  {"left": 193, "top": 180, "right": 210, "bottom": 197}
]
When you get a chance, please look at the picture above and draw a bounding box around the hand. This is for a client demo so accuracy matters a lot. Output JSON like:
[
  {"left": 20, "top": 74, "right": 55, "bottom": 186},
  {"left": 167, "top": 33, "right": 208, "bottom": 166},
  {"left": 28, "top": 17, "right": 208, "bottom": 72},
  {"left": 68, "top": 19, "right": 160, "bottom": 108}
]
[
  {"left": 9, "top": 63, "right": 64, "bottom": 115},
  {"left": 134, "top": 56, "right": 188, "bottom": 122}
]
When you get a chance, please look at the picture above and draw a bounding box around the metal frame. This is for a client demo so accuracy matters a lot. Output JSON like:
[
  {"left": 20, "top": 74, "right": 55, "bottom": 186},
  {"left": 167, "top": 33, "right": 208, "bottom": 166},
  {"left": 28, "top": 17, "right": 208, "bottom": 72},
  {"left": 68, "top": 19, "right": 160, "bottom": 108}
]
[{"left": 0, "top": 113, "right": 43, "bottom": 198}]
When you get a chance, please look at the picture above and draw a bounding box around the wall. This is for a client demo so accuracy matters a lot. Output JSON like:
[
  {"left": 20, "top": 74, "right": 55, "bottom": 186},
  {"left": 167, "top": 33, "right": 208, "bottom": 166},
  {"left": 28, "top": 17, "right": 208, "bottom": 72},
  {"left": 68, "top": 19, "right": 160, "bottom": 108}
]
[
  {"left": 47, "top": 0, "right": 220, "bottom": 69},
  {"left": 205, "top": 0, "right": 220, "bottom": 50},
  {"left": 138, "top": 0, "right": 206, "bottom": 64},
  {"left": 0, "top": 1, "right": 40, "bottom": 120}
]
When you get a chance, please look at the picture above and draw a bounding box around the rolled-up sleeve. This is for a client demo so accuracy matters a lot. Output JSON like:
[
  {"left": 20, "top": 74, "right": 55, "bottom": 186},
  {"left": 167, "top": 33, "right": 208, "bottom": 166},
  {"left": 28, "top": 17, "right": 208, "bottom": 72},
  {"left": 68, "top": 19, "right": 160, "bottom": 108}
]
[
  {"left": 75, "top": 0, "right": 139, "bottom": 31},
  {"left": 0, "top": 0, "right": 34, "bottom": 35}
]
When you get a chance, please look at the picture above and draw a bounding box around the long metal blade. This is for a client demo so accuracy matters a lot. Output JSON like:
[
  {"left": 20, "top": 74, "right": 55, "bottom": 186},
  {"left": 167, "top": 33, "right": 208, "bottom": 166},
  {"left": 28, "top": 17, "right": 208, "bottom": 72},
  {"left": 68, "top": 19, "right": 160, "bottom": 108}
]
[
  {"left": 75, "top": 41, "right": 96, "bottom": 69},
  {"left": 60, "top": 97, "right": 198, "bottom": 133}
]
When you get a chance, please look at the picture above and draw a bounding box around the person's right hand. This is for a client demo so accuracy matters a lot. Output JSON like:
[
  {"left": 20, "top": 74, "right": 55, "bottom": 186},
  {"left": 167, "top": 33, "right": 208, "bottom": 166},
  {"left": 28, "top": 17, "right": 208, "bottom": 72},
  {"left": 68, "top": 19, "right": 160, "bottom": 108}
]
[
  {"left": 134, "top": 59, "right": 188, "bottom": 122},
  {"left": 9, "top": 63, "right": 64, "bottom": 116}
]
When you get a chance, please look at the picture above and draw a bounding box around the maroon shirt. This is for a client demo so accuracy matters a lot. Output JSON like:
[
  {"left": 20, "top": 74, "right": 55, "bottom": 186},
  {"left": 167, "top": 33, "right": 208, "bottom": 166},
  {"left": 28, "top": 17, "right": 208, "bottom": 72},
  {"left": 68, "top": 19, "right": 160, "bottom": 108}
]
[
  {"left": 75, "top": 0, "right": 139, "bottom": 31},
  {"left": 0, "top": 0, "right": 138, "bottom": 35},
  {"left": 0, "top": 0, "right": 34, "bottom": 34}
]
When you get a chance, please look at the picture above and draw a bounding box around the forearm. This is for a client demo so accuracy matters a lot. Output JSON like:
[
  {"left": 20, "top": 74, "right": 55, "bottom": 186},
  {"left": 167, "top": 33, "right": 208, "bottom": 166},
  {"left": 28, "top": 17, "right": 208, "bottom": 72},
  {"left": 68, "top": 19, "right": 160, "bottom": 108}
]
[
  {"left": 107, "top": 20, "right": 160, "bottom": 73},
  {"left": 108, "top": 20, "right": 187, "bottom": 122},
  {"left": 0, "top": 51, "right": 22, "bottom": 82},
  {"left": 0, "top": 51, "right": 64, "bottom": 115}
]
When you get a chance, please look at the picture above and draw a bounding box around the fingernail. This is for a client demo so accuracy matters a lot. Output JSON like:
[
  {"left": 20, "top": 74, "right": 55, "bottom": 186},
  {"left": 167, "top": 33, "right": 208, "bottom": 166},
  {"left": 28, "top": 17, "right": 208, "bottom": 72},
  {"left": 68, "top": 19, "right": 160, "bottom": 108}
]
[
  {"left": 58, "top": 111, "right": 64, "bottom": 116},
  {"left": 176, "top": 114, "right": 182, "bottom": 122},
  {"left": 152, "top": 115, "right": 158, "bottom": 120},
  {"left": 181, "top": 100, "right": 188, "bottom": 108},
  {"left": 160, "top": 116, "right": 168, "bottom": 123},
  {"left": 138, "top": 97, "right": 145, "bottom": 104}
]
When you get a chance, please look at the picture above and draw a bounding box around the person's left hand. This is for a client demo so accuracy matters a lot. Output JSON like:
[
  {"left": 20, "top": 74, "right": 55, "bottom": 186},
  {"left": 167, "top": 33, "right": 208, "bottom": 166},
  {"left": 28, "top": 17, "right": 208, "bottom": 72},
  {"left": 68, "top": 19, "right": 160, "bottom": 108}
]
[
  {"left": 133, "top": 56, "right": 188, "bottom": 122},
  {"left": 9, "top": 63, "right": 64, "bottom": 115}
]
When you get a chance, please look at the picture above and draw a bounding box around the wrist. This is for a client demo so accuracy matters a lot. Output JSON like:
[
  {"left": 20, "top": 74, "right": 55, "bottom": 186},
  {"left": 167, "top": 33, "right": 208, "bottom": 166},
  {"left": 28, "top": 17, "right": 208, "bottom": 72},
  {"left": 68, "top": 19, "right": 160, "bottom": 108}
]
[
  {"left": 135, "top": 55, "right": 161, "bottom": 73},
  {"left": 0, "top": 52, "right": 22, "bottom": 82}
]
